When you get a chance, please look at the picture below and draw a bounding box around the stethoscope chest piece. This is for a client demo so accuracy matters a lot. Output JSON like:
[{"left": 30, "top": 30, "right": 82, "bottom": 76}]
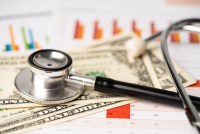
[{"left": 15, "top": 49, "right": 84, "bottom": 105}]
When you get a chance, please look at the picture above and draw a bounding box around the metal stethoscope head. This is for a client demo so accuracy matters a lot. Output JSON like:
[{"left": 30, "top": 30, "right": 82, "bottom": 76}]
[
  {"left": 14, "top": 18, "right": 200, "bottom": 132},
  {"left": 15, "top": 49, "right": 86, "bottom": 104}
]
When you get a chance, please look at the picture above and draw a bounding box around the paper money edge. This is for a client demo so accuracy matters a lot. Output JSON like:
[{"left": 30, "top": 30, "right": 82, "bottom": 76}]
[{"left": 0, "top": 100, "right": 136, "bottom": 134}]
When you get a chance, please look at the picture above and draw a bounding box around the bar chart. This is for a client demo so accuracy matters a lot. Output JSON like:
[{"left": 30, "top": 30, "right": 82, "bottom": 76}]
[
  {"left": 71, "top": 19, "right": 200, "bottom": 44},
  {"left": 0, "top": 12, "right": 56, "bottom": 53},
  {"left": 58, "top": 0, "right": 200, "bottom": 48},
  {"left": 113, "top": 20, "right": 123, "bottom": 35},
  {"left": 74, "top": 20, "right": 84, "bottom": 39},
  {"left": 21, "top": 27, "right": 41, "bottom": 50},
  {"left": 5, "top": 25, "right": 19, "bottom": 51},
  {"left": 4, "top": 25, "right": 42, "bottom": 52},
  {"left": 1, "top": 0, "right": 200, "bottom": 52},
  {"left": 132, "top": 21, "right": 142, "bottom": 37},
  {"left": 93, "top": 20, "right": 103, "bottom": 40}
]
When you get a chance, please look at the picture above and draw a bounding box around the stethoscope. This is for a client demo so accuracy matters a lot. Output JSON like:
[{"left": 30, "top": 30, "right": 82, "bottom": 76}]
[{"left": 14, "top": 18, "right": 200, "bottom": 132}]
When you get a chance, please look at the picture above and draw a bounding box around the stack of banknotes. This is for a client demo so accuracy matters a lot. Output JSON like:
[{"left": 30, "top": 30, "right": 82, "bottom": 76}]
[{"left": 0, "top": 34, "right": 196, "bottom": 134}]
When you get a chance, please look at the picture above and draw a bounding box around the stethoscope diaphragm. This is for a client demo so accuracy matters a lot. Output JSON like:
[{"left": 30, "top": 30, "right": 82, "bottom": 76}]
[{"left": 15, "top": 49, "right": 84, "bottom": 105}]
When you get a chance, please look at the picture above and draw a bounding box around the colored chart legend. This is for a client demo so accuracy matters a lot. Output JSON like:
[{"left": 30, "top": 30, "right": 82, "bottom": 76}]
[{"left": 74, "top": 20, "right": 84, "bottom": 39}]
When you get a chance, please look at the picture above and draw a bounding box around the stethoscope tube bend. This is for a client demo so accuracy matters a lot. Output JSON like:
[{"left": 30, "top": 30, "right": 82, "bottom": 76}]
[{"left": 160, "top": 18, "right": 200, "bottom": 131}]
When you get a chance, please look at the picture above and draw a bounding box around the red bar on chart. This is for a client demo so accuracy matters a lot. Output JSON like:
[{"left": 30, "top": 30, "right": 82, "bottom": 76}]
[
  {"left": 74, "top": 20, "right": 84, "bottom": 39},
  {"left": 189, "top": 32, "right": 200, "bottom": 43},
  {"left": 189, "top": 80, "right": 200, "bottom": 88},
  {"left": 170, "top": 32, "right": 181, "bottom": 43},
  {"left": 106, "top": 104, "right": 130, "bottom": 119},
  {"left": 150, "top": 22, "right": 159, "bottom": 35},
  {"left": 132, "top": 21, "right": 141, "bottom": 37},
  {"left": 113, "top": 20, "right": 123, "bottom": 35},
  {"left": 9, "top": 25, "right": 19, "bottom": 51},
  {"left": 93, "top": 20, "right": 103, "bottom": 40},
  {"left": 150, "top": 22, "right": 160, "bottom": 41}
]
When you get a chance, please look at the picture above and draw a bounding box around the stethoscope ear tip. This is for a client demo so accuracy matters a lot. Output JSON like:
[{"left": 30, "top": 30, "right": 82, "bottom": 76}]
[{"left": 125, "top": 37, "right": 147, "bottom": 58}]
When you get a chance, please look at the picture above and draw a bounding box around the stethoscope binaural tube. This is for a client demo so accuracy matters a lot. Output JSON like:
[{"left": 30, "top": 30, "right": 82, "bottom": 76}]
[{"left": 160, "top": 18, "right": 200, "bottom": 132}]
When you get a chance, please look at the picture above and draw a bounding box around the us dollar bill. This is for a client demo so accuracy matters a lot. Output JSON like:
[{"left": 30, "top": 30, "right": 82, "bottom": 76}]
[
  {"left": 148, "top": 48, "right": 196, "bottom": 91},
  {"left": 0, "top": 95, "right": 133, "bottom": 109},
  {"left": 0, "top": 45, "right": 135, "bottom": 107},
  {"left": 0, "top": 33, "right": 196, "bottom": 133},
  {"left": 0, "top": 48, "right": 153, "bottom": 108},
  {"left": 0, "top": 34, "right": 149, "bottom": 108},
  {"left": 81, "top": 33, "right": 196, "bottom": 90},
  {"left": 0, "top": 34, "right": 196, "bottom": 108},
  {"left": 0, "top": 100, "right": 134, "bottom": 134},
  {"left": 0, "top": 104, "right": 78, "bottom": 130},
  {"left": 0, "top": 49, "right": 134, "bottom": 108},
  {"left": 4, "top": 46, "right": 195, "bottom": 108}
]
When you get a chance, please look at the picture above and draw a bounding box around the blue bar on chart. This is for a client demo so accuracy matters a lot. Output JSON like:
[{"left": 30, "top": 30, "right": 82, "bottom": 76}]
[
  {"left": 5, "top": 44, "right": 12, "bottom": 51},
  {"left": 29, "top": 29, "right": 35, "bottom": 49}
]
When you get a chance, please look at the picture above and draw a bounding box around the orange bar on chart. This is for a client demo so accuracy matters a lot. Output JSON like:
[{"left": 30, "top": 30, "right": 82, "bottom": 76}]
[
  {"left": 150, "top": 22, "right": 160, "bottom": 41},
  {"left": 150, "top": 22, "right": 159, "bottom": 34},
  {"left": 132, "top": 21, "right": 141, "bottom": 37},
  {"left": 9, "top": 25, "right": 19, "bottom": 51},
  {"left": 93, "top": 20, "right": 103, "bottom": 40},
  {"left": 13, "top": 45, "right": 19, "bottom": 50},
  {"left": 74, "top": 20, "right": 84, "bottom": 39},
  {"left": 189, "top": 32, "right": 200, "bottom": 43},
  {"left": 189, "top": 80, "right": 200, "bottom": 88},
  {"left": 106, "top": 104, "right": 130, "bottom": 119},
  {"left": 113, "top": 20, "right": 123, "bottom": 35},
  {"left": 170, "top": 32, "right": 181, "bottom": 43},
  {"left": 35, "top": 42, "right": 41, "bottom": 49}
]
